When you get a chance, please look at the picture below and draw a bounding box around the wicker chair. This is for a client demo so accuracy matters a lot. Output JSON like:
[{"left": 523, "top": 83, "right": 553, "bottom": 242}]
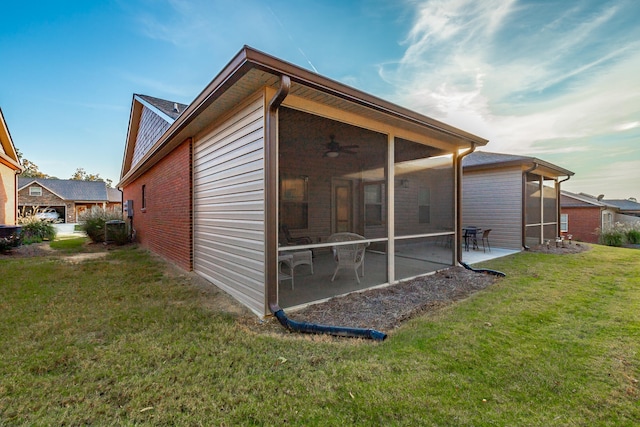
[{"left": 327, "top": 233, "right": 369, "bottom": 283}]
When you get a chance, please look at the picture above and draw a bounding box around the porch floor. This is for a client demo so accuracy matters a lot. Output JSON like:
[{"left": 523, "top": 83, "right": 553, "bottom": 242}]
[{"left": 278, "top": 245, "right": 520, "bottom": 310}]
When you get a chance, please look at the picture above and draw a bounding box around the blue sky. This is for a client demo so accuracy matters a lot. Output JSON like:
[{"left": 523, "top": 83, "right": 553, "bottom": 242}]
[{"left": 1, "top": 0, "right": 638, "bottom": 198}]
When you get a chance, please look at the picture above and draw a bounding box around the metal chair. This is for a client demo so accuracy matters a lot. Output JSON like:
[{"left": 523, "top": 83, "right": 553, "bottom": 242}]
[{"left": 480, "top": 229, "right": 491, "bottom": 253}]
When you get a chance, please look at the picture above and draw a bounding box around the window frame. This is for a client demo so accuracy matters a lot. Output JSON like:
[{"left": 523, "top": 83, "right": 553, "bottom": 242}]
[{"left": 29, "top": 186, "right": 43, "bottom": 196}]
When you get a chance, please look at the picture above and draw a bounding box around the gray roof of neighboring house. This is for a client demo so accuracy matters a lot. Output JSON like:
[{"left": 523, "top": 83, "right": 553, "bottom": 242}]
[
  {"left": 603, "top": 199, "right": 640, "bottom": 212},
  {"left": 18, "top": 178, "right": 108, "bottom": 201},
  {"left": 136, "top": 94, "right": 188, "bottom": 121},
  {"left": 561, "top": 190, "right": 608, "bottom": 207},
  {"left": 463, "top": 151, "right": 574, "bottom": 177}
]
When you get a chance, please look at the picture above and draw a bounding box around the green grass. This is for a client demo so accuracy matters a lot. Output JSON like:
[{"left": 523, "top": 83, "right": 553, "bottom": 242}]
[
  {"left": 1, "top": 244, "right": 638, "bottom": 425},
  {"left": 48, "top": 236, "right": 89, "bottom": 253}
]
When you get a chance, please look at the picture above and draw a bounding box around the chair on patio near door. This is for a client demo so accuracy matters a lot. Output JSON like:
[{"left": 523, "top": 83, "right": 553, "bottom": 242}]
[
  {"left": 327, "top": 233, "right": 370, "bottom": 283},
  {"left": 480, "top": 229, "right": 492, "bottom": 253}
]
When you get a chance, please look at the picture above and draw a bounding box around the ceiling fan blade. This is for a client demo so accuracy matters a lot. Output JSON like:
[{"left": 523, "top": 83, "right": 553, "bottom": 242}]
[
  {"left": 341, "top": 149, "right": 358, "bottom": 155},
  {"left": 340, "top": 144, "right": 359, "bottom": 150}
]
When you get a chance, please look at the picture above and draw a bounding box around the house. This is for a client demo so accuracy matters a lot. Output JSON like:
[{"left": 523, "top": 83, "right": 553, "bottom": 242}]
[
  {"left": 117, "top": 46, "right": 488, "bottom": 317},
  {"left": 560, "top": 191, "right": 640, "bottom": 243},
  {"left": 603, "top": 198, "right": 640, "bottom": 219},
  {"left": 462, "top": 151, "right": 574, "bottom": 250},
  {"left": 18, "top": 177, "right": 116, "bottom": 223},
  {"left": 0, "top": 108, "right": 22, "bottom": 225}
]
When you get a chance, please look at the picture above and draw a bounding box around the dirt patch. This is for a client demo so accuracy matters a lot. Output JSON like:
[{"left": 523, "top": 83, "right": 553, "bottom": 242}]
[{"left": 527, "top": 242, "right": 591, "bottom": 255}]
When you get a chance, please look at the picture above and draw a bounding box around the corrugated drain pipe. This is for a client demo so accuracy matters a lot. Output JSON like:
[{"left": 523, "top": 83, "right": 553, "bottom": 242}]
[
  {"left": 456, "top": 145, "right": 506, "bottom": 277},
  {"left": 265, "top": 75, "right": 386, "bottom": 341}
]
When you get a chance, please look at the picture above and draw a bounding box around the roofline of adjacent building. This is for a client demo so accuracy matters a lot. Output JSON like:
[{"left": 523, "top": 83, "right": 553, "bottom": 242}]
[
  {"left": 118, "top": 45, "right": 489, "bottom": 188},
  {"left": 464, "top": 151, "right": 574, "bottom": 178},
  {"left": 0, "top": 107, "right": 23, "bottom": 172}
]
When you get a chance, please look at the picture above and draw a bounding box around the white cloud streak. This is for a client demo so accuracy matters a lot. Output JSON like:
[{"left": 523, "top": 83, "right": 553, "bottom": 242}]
[{"left": 384, "top": 0, "right": 640, "bottom": 158}]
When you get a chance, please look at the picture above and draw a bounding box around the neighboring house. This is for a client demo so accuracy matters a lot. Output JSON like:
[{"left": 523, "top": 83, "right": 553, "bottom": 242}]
[
  {"left": 107, "top": 187, "right": 123, "bottom": 211},
  {"left": 603, "top": 198, "right": 640, "bottom": 219},
  {"left": 462, "top": 151, "right": 574, "bottom": 250},
  {"left": 560, "top": 191, "right": 616, "bottom": 243},
  {"left": 18, "top": 178, "right": 115, "bottom": 223},
  {"left": 560, "top": 192, "right": 640, "bottom": 243},
  {"left": 118, "top": 46, "right": 488, "bottom": 317},
  {"left": 0, "top": 108, "right": 23, "bottom": 225}
]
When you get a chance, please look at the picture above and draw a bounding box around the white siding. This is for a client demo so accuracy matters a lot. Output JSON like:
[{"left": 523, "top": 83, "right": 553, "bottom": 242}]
[
  {"left": 193, "top": 97, "right": 266, "bottom": 316},
  {"left": 463, "top": 167, "right": 523, "bottom": 250}
]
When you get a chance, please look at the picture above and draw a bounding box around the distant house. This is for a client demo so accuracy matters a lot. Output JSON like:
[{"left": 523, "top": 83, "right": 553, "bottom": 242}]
[
  {"left": 0, "top": 108, "right": 22, "bottom": 225},
  {"left": 603, "top": 198, "right": 640, "bottom": 218},
  {"left": 560, "top": 191, "right": 640, "bottom": 243},
  {"left": 117, "top": 46, "right": 488, "bottom": 317},
  {"left": 462, "top": 151, "right": 574, "bottom": 250},
  {"left": 18, "top": 178, "right": 117, "bottom": 223}
]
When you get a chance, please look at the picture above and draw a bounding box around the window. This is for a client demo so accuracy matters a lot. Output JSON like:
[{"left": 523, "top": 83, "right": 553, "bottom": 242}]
[
  {"left": 29, "top": 186, "right": 42, "bottom": 196},
  {"left": 418, "top": 187, "right": 431, "bottom": 224},
  {"left": 560, "top": 214, "right": 568, "bottom": 233},
  {"left": 141, "top": 184, "right": 146, "bottom": 209},
  {"left": 364, "top": 183, "right": 383, "bottom": 226},
  {"left": 280, "top": 176, "right": 308, "bottom": 229}
]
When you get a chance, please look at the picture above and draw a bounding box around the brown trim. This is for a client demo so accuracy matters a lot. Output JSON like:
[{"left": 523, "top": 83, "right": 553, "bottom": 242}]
[{"left": 266, "top": 76, "right": 290, "bottom": 314}]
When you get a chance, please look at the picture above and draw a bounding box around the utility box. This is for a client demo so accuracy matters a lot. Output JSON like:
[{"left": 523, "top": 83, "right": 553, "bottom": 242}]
[
  {"left": 125, "top": 200, "right": 134, "bottom": 218},
  {"left": 105, "top": 220, "right": 127, "bottom": 244}
]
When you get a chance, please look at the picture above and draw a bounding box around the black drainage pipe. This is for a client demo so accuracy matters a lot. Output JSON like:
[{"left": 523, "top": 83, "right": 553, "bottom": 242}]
[
  {"left": 271, "top": 306, "right": 387, "bottom": 341},
  {"left": 460, "top": 261, "right": 506, "bottom": 277}
]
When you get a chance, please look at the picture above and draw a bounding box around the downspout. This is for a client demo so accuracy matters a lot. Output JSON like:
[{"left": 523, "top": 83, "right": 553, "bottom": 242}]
[
  {"left": 265, "top": 76, "right": 386, "bottom": 340},
  {"left": 521, "top": 162, "right": 538, "bottom": 250},
  {"left": 456, "top": 145, "right": 506, "bottom": 277},
  {"left": 557, "top": 175, "right": 571, "bottom": 238}
]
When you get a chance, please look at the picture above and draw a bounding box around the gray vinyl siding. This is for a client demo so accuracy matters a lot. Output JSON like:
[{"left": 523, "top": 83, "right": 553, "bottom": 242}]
[
  {"left": 132, "top": 106, "right": 171, "bottom": 167},
  {"left": 462, "top": 167, "right": 523, "bottom": 250},
  {"left": 193, "top": 96, "right": 266, "bottom": 317}
]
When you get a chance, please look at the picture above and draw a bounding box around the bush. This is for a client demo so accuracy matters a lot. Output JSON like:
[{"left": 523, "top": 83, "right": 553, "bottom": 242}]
[
  {"left": 626, "top": 228, "right": 640, "bottom": 245},
  {"left": 0, "top": 233, "right": 22, "bottom": 253},
  {"left": 598, "top": 222, "right": 640, "bottom": 247},
  {"left": 79, "top": 207, "right": 129, "bottom": 244},
  {"left": 17, "top": 214, "right": 56, "bottom": 244}
]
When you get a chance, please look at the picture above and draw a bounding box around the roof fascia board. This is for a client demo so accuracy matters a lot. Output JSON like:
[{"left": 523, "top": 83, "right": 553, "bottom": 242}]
[
  {"left": 244, "top": 47, "right": 488, "bottom": 146},
  {"left": 0, "top": 108, "right": 22, "bottom": 171},
  {"left": 120, "top": 96, "right": 144, "bottom": 178},
  {"left": 465, "top": 156, "right": 573, "bottom": 177}
]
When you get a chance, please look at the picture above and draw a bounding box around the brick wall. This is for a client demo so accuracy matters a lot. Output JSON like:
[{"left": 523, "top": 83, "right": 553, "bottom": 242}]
[
  {"left": 561, "top": 206, "right": 601, "bottom": 243},
  {"left": 123, "top": 138, "right": 192, "bottom": 270}
]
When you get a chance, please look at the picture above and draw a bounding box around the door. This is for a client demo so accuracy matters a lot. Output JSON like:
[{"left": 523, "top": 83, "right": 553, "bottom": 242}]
[{"left": 332, "top": 179, "right": 353, "bottom": 233}]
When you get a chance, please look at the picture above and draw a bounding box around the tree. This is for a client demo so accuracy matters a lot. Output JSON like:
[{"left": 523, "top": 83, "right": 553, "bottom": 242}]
[
  {"left": 16, "top": 149, "right": 51, "bottom": 178},
  {"left": 70, "top": 168, "right": 112, "bottom": 188}
]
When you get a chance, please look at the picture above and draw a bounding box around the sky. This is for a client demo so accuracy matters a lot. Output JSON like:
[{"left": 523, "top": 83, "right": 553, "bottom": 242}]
[{"left": 1, "top": 0, "right": 638, "bottom": 199}]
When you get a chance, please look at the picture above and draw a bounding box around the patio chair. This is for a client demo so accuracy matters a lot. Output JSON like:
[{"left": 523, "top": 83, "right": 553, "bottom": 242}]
[
  {"left": 480, "top": 229, "right": 491, "bottom": 253},
  {"left": 327, "top": 232, "right": 370, "bottom": 283},
  {"left": 279, "top": 224, "right": 312, "bottom": 246}
]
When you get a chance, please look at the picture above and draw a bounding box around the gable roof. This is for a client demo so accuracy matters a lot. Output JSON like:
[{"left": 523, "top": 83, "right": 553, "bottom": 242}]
[
  {"left": 136, "top": 94, "right": 188, "bottom": 122},
  {"left": 107, "top": 187, "right": 123, "bottom": 203},
  {"left": 18, "top": 178, "right": 109, "bottom": 202},
  {"left": 0, "top": 108, "right": 22, "bottom": 172},
  {"left": 119, "top": 45, "right": 489, "bottom": 187},
  {"left": 463, "top": 151, "right": 574, "bottom": 178},
  {"left": 560, "top": 190, "right": 608, "bottom": 208}
]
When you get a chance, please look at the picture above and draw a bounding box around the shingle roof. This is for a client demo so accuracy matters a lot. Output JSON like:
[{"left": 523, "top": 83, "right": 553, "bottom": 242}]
[
  {"left": 560, "top": 190, "right": 607, "bottom": 207},
  {"left": 603, "top": 199, "right": 640, "bottom": 212},
  {"left": 136, "top": 94, "right": 188, "bottom": 121},
  {"left": 18, "top": 178, "right": 108, "bottom": 201},
  {"left": 463, "top": 151, "right": 574, "bottom": 177}
]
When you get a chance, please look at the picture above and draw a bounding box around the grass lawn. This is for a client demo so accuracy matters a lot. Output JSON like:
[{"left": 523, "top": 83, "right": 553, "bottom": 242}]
[{"left": 1, "top": 242, "right": 638, "bottom": 425}]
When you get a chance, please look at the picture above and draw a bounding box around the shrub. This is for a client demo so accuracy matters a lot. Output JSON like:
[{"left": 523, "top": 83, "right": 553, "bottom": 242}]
[
  {"left": 79, "top": 207, "right": 128, "bottom": 244},
  {"left": 626, "top": 228, "right": 640, "bottom": 245},
  {"left": 17, "top": 213, "right": 57, "bottom": 244},
  {"left": 0, "top": 233, "right": 22, "bottom": 253}
]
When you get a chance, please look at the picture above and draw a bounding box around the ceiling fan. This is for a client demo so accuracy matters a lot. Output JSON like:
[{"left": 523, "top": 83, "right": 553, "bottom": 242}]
[{"left": 324, "top": 135, "right": 359, "bottom": 158}]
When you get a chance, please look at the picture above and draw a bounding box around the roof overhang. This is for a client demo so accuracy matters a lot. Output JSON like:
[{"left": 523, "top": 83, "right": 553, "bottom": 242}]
[
  {"left": 0, "top": 108, "right": 23, "bottom": 172},
  {"left": 118, "top": 45, "right": 488, "bottom": 188},
  {"left": 465, "top": 157, "right": 574, "bottom": 179}
]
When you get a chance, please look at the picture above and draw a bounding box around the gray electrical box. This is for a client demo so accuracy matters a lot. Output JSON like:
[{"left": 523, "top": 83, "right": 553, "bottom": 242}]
[{"left": 125, "top": 200, "right": 134, "bottom": 218}]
